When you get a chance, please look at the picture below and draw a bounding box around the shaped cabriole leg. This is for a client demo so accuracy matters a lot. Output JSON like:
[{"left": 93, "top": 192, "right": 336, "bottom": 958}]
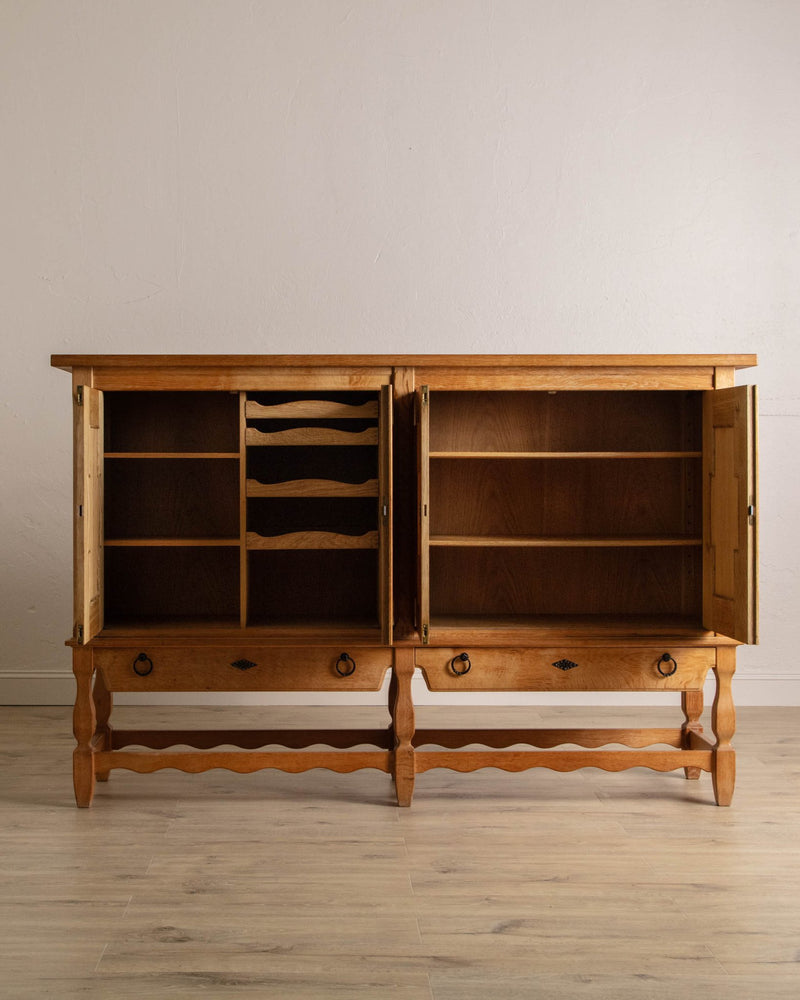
[
  {"left": 681, "top": 689, "right": 704, "bottom": 780},
  {"left": 392, "top": 648, "right": 416, "bottom": 806},
  {"left": 93, "top": 668, "right": 113, "bottom": 782},
  {"left": 72, "top": 646, "right": 97, "bottom": 807},
  {"left": 712, "top": 647, "right": 736, "bottom": 806}
]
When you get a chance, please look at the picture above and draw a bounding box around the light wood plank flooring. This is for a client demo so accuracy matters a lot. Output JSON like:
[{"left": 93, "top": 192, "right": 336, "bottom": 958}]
[{"left": 1, "top": 704, "right": 799, "bottom": 999}]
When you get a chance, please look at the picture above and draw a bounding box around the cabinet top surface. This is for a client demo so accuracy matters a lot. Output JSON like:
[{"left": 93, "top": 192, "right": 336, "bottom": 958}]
[{"left": 51, "top": 353, "right": 757, "bottom": 372}]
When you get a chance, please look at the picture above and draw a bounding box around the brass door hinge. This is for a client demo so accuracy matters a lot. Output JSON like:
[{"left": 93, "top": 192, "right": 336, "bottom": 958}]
[
  {"left": 76, "top": 385, "right": 84, "bottom": 406},
  {"left": 76, "top": 624, "right": 84, "bottom": 643},
  {"left": 421, "top": 385, "right": 429, "bottom": 406},
  {"left": 421, "top": 623, "right": 429, "bottom": 645}
]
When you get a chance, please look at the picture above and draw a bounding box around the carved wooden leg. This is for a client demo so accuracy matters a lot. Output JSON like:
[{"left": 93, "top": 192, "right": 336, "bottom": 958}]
[
  {"left": 72, "top": 646, "right": 97, "bottom": 807},
  {"left": 93, "top": 668, "right": 113, "bottom": 782},
  {"left": 387, "top": 669, "right": 398, "bottom": 782},
  {"left": 681, "top": 689, "right": 704, "bottom": 780},
  {"left": 712, "top": 647, "right": 736, "bottom": 806},
  {"left": 391, "top": 648, "right": 415, "bottom": 807}
]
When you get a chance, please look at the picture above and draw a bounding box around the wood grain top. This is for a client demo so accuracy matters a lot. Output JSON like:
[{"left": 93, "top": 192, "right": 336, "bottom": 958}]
[{"left": 50, "top": 353, "right": 758, "bottom": 371}]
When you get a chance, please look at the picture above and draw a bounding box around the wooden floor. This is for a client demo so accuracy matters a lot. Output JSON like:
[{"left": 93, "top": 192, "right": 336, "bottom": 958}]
[{"left": 1, "top": 704, "right": 799, "bottom": 999}]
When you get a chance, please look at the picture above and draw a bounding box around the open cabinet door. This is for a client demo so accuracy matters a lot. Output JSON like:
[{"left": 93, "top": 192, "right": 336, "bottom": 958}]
[
  {"left": 703, "top": 385, "right": 758, "bottom": 643},
  {"left": 418, "top": 385, "right": 430, "bottom": 642},
  {"left": 74, "top": 386, "right": 104, "bottom": 643},
  {"left": 378, "top": 385, "right": 393, "bottom": 645}
]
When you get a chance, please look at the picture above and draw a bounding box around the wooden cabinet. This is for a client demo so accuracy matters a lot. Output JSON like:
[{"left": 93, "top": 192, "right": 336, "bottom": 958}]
[{"left": 52, "top": 354, "right": 757, "bottom": 807}]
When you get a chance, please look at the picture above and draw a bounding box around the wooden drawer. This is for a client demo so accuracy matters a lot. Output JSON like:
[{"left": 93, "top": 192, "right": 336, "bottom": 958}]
[
  {"left": 95, "top": 647, "right": 392, "bottom": 692},
  {"left": 415, "top": 647, "right": 715, "bottom": 692}
]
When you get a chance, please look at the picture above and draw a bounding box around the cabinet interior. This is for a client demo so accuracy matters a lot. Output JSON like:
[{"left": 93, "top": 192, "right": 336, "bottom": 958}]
[
  {"left": 101, "top": 389, "right": 384, "bottom": 632},
  {"left": 428, "top": 390, "right": 700, "bottom": 452},
  {"left": 105, "top": 458, "right": 239, "bottom": 539},
  {"left": 104, "top": 391, "right": 240, "bottom": 453},
  {"left": 98, "top": 384, "right": 715, "bottom": 636},
  {"left": 104, "top": 546, "right": 240, "bottom": 626},
  {"left": 424, "top": 389, "right": 704, "bottom": 633}
]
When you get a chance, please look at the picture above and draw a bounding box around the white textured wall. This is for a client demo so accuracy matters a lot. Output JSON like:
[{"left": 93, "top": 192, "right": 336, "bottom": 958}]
[{"left": 1, "top": 0, "right": 797, "bottom": 703}]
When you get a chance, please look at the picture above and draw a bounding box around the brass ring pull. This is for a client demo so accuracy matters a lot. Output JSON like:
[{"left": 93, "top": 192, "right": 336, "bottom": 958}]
[
  {"left": 450, "top": 652, "right": 471, "bottom": 676},
  {"left": 133, "top": 653, "right": 153, "bottom": 677},
  {"left": 336, "top": 653, "right": 356, "bottom": 677},
  {"left": 657, "top": 653, "right": 678, "bottom": 677}
]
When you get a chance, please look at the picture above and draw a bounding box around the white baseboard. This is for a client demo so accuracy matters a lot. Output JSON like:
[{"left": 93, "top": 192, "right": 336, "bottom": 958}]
[
  {"left": 0, "top": 672, "right": 77, "bottom": 706},
  {"left": 3, "top": 670, "right": 800, "bottom": 707}
]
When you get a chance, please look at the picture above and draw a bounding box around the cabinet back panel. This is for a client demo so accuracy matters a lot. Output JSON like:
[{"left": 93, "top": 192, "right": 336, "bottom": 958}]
[
  {"left": 105, "top": 547, "right": 240, "bottom": 621},
  {"left": 430, "top": 458, "right": 700, "bottom": 537},
  {"left": 430, "top": 547, "right": 701, "bottom": 617},
  {"left": 105, "top": 459, "right": 239, "bottom": 539},
  {"left": 248, "top": 550, "right": 378, "bottom": 623},
  {"left": 429, "top": 391, "right": 701, "bottom": 452},
  {"left": 246, "top": 446, "right": 377, "bottom": 484},
  {"left": 105, "top": 392, "right": 239, "bottom": 452},
  {"left": 247, "top": 497, "right": 377, "bottom": 537}
]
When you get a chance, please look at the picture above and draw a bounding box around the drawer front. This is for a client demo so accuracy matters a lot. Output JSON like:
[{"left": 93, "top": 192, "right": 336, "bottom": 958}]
[
  {"left": 96, "top": 647, "right": 392, "bottom": 692},
  {"left": 415, "top": 647, "right": 715, "bottom": 692}
]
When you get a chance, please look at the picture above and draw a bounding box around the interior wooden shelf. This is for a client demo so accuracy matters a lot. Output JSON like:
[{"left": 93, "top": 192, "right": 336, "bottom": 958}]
[
  {"left": 246, "top": 530, "right": 379, "bottom": 550},
  {"left": 430, "top": 451, "right": 703, "bottom": 459},
  {"left": 429, "top": 535, "right": 703, "bottom": 548},
  {"left": 234, "top": 619, "right": 381, "bottom": 634},
  {"left": 98, "top": 618, "right": 381, "bottom": 638},
  {"left": 105, "top": 452, "right": 240, "bottom": 459},
  {"left": 96, "top": 613, "right": 711, "bottom": 639},
  {"left": 427, "top": 614, "right": 709, "bottom": 635},
  {"left": 246, "top": 427, "right": 378, "bottom": 447},
  {"left": 99, "top": 616, "right": 243, "bottom": 634},
  {"left": 104, "top": 538, "right": 240, "bottom": 547},
  {"left": 246, "top": 478, "right": 379, "bottom": 497},
  {"left": 245, "top": 399, "right": 379, "bottom": 419}
]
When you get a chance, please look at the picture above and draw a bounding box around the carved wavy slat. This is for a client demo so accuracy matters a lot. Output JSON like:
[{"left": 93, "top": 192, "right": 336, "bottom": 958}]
[
  {"left": 413, "top": 727, "right": 685, "bottom": 750},
  {"left": 112, "top": 728, "right": 393, "bottom": 751},
  {"left": 246, "top": 478, "right": 379, "bottom": 497},
  {"left": 95, "top": 750, "right": 392, "bottom": 774},
  {"left": 246, "top": 530, "right": 378, "bottom": 550},
  {"left": 413, "top": 749, "right": 713, "bottom": 774},
  {"left": 245, "top": 399, "right": 379, "bottom": 419},
  {"left": 246, "top": 426, "right": 378, "bottom": 446}
]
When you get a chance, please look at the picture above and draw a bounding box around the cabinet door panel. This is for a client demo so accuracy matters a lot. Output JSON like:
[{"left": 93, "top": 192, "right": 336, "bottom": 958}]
[
  {"left": 74, "top": 386, "right": 104, "bottom": 643},
  {"left": 379, "top": 384, "right": 393, "bottom": 644},
  {"left": 418, "top": 386, "right": 430, "bottom": 637},
  {"left": 703, "top": 385, "right": 758, "bottom": 643}
]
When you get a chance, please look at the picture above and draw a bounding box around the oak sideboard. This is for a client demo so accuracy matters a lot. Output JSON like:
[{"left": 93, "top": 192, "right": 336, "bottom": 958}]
[{"left": 51, "top": 354, "right": 758, "bottom": 807}]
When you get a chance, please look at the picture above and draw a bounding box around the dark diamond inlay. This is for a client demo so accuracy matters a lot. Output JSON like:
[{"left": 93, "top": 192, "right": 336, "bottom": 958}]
[
  {"left": 552, "top": 658, "right": 578, "bottom": 671},
  {"left": 231, "top": 659, "right": 257, "bottom": 671}
]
